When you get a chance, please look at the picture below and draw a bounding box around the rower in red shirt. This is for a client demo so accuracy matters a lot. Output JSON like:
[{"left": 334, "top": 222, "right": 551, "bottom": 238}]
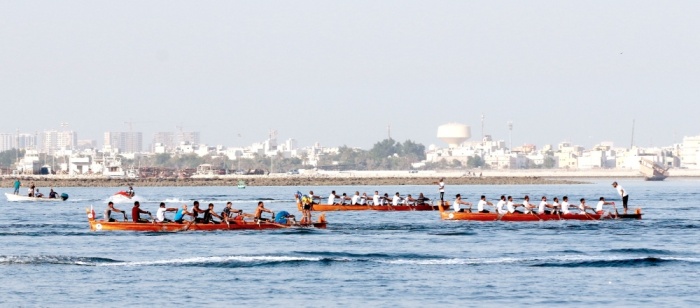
[{"left": 131, "top": 201, "right": 151, "bottom": 223}]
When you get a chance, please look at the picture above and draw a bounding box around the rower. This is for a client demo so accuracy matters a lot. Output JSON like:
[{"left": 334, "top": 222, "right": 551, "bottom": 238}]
[
  {"left": 328, "top": 190, "right": 340, "bottom": 205},
  {"left": 254, "top": 201, "right": 274, "bottom": 222},
  {"left": 202, "top": 203, "right": 223, "bottom": 224},
  {"left": 537, "top": 196, "right": 551, "bottom": 215},
  {"left": 551, "top": 197, "right": 561, "bottom": 214},
  {"left": 416, "top": 193, "right": 429, "bottom": 205},
  {"left": 520, "top": 195, "right": 535, "bottom": 214},
  {"left": 577, "top": 198, "right": 593, "bottom": 214},
  {"left": 595, "top": 197, "right": 615, "bottom": 215},
  {"left": 392, "top": 192, "right": 403, "bottom": 206},
  {"left": 105, "top": 201, "right": 128, "bottom": 222},
  {"left": 506, "top": 196, "right": 521, "bottom": 214},
  {"left": 405, "top": 194, "right": 417, "bottom": 206},
  {"left": 476, "top": 195, "right": 493, "bottom": 213},
  {"left": 371, "top": 191, "right": 381, "bottom": 206},
  {"left": 221, "top": 201, "right": 243, "bottom": 222},
  {"left": 131, "top": 201, "right": 151, "bottom": 223},
  {"left": 191, "top": 201, "right": 206, "bottom": 223},
  {"left": 49, "top": 188, "right": 58, "bottom": 199},
  {"left": 173, "top": 204, "right": 192, "bottom": 224},
  {"left": 308, "top": 191, "right": 321, "bottom": 204},
  {"left": 339, "top": 193, "right": 352, "bottom": 205},
  {"left": 452, "top": 194, "right": 472, "bottom": 212},
  {"left": 496, "top": 195, "right": 507, "bottom": 214},
  {"left": 560, "top": 196, "right": 571, "bottom": 215},
  {"left": 154, "top": 202, "right": 178, "bottom": 223},
  {"left": 351, "top": 191, "right": 361, "bottom": 205}
]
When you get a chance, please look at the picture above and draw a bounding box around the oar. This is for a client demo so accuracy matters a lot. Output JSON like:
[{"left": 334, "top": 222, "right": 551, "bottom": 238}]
[{"left": 528, "top": 208, "right": 542, "bottom": 221}]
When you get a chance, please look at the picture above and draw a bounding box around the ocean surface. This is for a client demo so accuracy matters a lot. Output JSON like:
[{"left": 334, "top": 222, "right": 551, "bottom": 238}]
[{"left": 1, "top": 179, "right": 698, "bottom": 307}]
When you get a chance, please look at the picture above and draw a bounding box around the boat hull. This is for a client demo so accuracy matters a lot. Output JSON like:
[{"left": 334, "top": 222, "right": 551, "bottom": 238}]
[
  {"left": 86, "top": 209, "right": 326, "bottom": 232},
  {"left": 297, "top": 202, "right": 439, "bottom": 211},
  {"left": 5, "top": 193, "right": 67, "bottom": 202},
  {"left": 440, "top": 211, "right": 642, "bottom": 221}
]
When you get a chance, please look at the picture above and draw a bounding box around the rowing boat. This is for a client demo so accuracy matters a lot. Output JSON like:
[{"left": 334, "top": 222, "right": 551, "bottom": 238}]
[
  {"left": 86, "top": 209, "right": 327, "bottom": 232},
  {"left": 296, "top": 202, "right": 440, "bottom": 212},
  {"left": 438, "top": 203, "right": 642, "bottom": 221},
  {"left": 5, "top": 192, "right": 69, "bottom": 202}
]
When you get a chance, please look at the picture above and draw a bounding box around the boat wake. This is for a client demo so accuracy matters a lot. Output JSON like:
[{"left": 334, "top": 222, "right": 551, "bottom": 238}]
[{"left": 2, "top": 252, "right": 698, "bottom": 268}]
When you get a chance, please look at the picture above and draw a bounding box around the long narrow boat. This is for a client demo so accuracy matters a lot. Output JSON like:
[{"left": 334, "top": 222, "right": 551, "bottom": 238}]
[
  {"left": 437, "top": 203, "right": 642, "bottom": 221},
  {"left": 5, "top": 192, "right": 68, "bottom": 202},
  {"left": 297, "top": 202, "right": 440, "bottom": 212},
  {"left": 86, "top": 209, "right": 327, "bottom": 232}
]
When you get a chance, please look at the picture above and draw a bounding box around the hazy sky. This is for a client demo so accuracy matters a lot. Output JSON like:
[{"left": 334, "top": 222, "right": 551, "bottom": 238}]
[{"left": 1, "top": 1, "right": 698, "bottom": 149}]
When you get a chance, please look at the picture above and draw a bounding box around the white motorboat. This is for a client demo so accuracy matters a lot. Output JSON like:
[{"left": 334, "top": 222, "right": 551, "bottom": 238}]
[{"left": 5, "top": 192, "right": 69, "bottom": 202}]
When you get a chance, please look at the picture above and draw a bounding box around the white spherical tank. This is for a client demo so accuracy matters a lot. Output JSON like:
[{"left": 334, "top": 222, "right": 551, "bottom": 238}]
[{"left": 437, "top": 123, "right": 471, "bottom": 147}]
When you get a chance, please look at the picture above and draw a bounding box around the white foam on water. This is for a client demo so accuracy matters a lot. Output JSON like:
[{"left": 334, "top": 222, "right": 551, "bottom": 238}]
[{"left": 99, "top": 255, "right": 322, "bottom": 267}]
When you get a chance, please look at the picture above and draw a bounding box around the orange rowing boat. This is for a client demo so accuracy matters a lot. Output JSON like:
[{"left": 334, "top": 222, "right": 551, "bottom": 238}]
[{"left": 86, "top": 209, "right": 327, "bottom": 232}]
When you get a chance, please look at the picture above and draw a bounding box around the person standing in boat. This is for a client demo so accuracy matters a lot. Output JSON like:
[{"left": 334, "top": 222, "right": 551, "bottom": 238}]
[
  {"left": 476, "top": 195, "right": 493, "bottom": 213},
  {"left": 131, "top": 201, "right": 151, "bottom": 223},
  {"left": 434, "top": 178, "right": 445, "bottom": 205},
  {"left": 13, "top": 179, "right": 21, "bottom": 195},
  {"left": 612, "top": 182, "right": 629, "bottom": 214},
  {"left": 452, "top": 194, "right": 472, "bottom": 212},
  {"left": 105, "top": 201, "right": 128, "bottom": 222}
]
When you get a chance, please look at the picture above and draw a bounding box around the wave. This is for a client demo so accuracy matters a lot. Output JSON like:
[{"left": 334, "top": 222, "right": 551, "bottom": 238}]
[
  {"left": 603, "top": 248, "right": 673, "bottom": 255},
  {"left": 2, "top": 253, "right": 697, "bottom": 268}
]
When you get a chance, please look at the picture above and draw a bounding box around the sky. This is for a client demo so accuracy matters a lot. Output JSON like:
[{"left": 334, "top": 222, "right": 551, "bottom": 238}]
[{"left": 1, "top": 1, "right": 698, "bottom": 150}]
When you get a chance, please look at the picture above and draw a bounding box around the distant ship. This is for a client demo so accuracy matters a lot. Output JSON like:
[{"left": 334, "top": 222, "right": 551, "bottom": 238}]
[{"left": 640, "top": 158, "right": 669, "bottom": 181}]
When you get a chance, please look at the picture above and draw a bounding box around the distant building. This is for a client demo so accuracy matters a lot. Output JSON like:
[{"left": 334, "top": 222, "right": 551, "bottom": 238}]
[
  {"left": 104, "top": 132, "right": 143, "bottom": 153},
  {"left": 177, "top": 131, "right": 200, "bottom": 145},
  {"left": 680, "top": 135, "right": 700, "bottom": 168},
  {"left": 0, "top": 133, "right": 14, "bottom": 152},
  {"left": 40, "top": 130, "right": 77, "bottom": 155},
  {"left": 77, "top": 139, "right": 97, "bottom": 150},
  {"left": 152, "top": 132, "right": 176, "bottom": 151}
]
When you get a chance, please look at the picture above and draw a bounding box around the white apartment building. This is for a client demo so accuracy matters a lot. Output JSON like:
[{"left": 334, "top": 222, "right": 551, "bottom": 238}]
[{"left": 680, "top": 135, "right": 700, "bottom": 168}]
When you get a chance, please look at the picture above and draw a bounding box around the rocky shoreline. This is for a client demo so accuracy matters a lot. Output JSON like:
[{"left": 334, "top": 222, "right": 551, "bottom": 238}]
[{"left": 1, "top": 176, "right": 587, "bottom": 188}]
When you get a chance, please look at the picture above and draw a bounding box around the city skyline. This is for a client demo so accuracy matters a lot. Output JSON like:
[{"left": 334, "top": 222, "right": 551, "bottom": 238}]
[{"left": 1, "top": 2, "right": 699, "bottom": 149}]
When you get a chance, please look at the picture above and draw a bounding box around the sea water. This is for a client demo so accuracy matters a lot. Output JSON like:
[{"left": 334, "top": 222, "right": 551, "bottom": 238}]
[{"left": 0, "top": 179, "right": 698, "bottom": 307}]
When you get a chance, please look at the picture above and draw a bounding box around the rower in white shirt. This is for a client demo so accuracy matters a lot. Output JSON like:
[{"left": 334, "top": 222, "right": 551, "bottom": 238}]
[
  {"left": 577, "top": 198, "right": 593, "bottom": 214},
  {"left": 477, "top": 195, "right": 493, "bottom": 213},
  {"left": 328, "top": 190, "right": 340, "bottom": 205},
  {"left": 551, "top": 197, "right": 561, "bottom": 214},
  {"left": 496, "top": 195, "right": 507, "bottom": 214},
  {"left": 372, "top": 191, "right": 381, "bottom": 206},
  {"left": 560, "top": 196, "right": 571, "bottom": 214},
  {"left": 360, "top": 193, "right": 369, "bottom": 205},
  {"left": 452, "top": 194, "right": 472, "bottom": 212},
  {"left": 506, "top": 196, "right": 521, "bottom": 214},
  {"left": 520, "top": 195, "right": 535, "bottom": 214},
  {"left": 595, "top": 197, "right": 615, "bottom": 215},
  {"left": 351, "top": 191, "right": 361, "bottom": 205},
  {"left": 391, "top": 192, "right": 403, "bottom": 206},
  {"left": 538, "top": 196, "right": 550, "bottom": 214}
]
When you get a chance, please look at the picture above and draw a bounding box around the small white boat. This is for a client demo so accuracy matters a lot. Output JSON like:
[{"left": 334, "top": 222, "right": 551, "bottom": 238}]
[
  {"left": 106, "top": 191, "right": 144, "bottom": 204},
  {"left": 5, "top": 193, "right": 68, "bottom": 202}
]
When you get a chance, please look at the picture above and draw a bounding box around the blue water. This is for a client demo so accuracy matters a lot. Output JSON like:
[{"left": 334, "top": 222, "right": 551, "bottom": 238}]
[{"left": 1, "top": 179, "right": 699, "bottom": 307}]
